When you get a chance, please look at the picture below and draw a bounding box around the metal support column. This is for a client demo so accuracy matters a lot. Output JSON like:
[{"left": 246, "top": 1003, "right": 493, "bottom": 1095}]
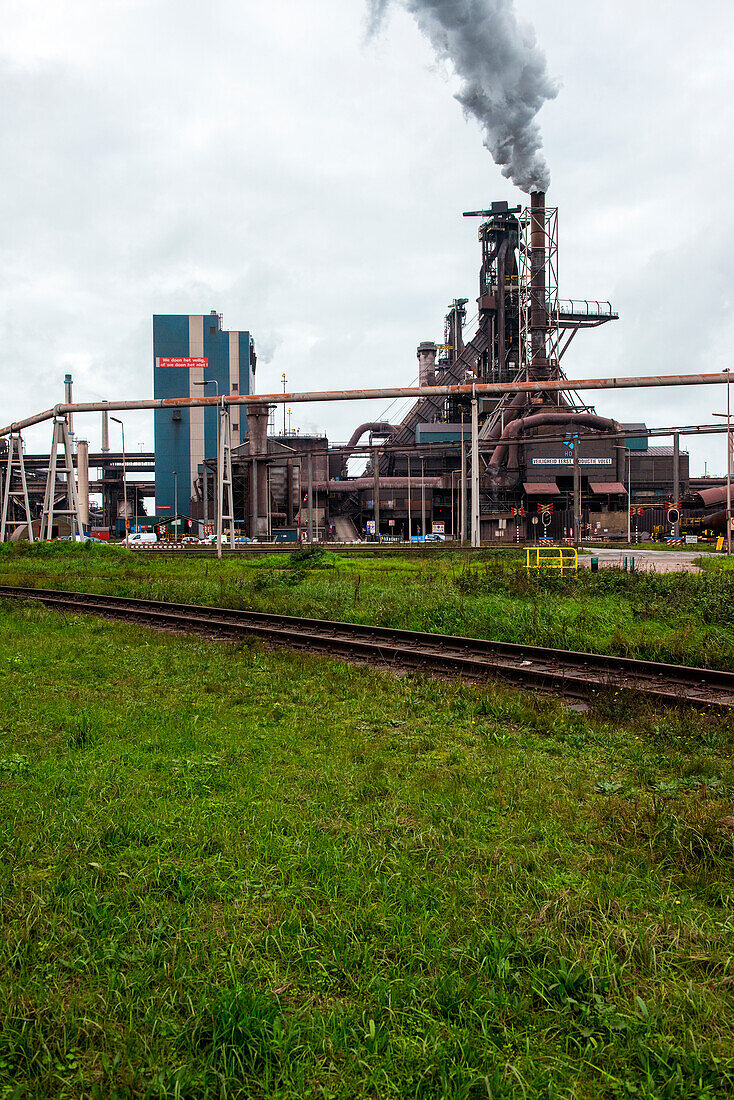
[
  {"left": 627, "top": 450, "right": 632, "bottom": 545},
  {"left": 373, "top": 448, "right": 380, "bottom": 540},
  {"left": 672, "top": 433, "right": 680, "bottom": 539},
  {"left": 40, "top": 416, "right": 83, "bottom": 540},
  {"left": 471, "top": 391, "right": 480, "bottom": 547},
  {"left": 251, "top": 458, "right": 258, "bottom": 540},
  {"left": 573, "top": 445, "right": 581, "bottom": 548},
  {"left": 1, "top": 433, "right": 34, "bottom": 542},
  {"left": 460, "top": 421, "right": 467, "bottom": 543},
  {"left": 727, "top": 371, "right": 732, "bottom": 556},
  {"left": 217, "top": 400, "right": 235, "bottom": 557},
  {"left": 307, "top": 452, "right": 314, "bottom": 543},
  {"left": 407, "top": 460, "right": 412, "bottom": 543}
]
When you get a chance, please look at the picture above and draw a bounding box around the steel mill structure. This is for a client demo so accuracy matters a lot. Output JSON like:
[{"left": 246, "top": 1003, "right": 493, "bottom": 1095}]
[
  {"left": 4, "top": 191, "right": 734, "bottom": 545},
  {"left": 289, "top": 191, "right": 687, "bottom": 544}
]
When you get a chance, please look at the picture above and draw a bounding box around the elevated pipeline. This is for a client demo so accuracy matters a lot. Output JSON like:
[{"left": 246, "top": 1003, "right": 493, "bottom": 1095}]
[
  {"left": 340, "top": 421, "right": 395, "bottom": 477},
  {"left": 487, "top": 411, "right": 620, "bottom": 488}
]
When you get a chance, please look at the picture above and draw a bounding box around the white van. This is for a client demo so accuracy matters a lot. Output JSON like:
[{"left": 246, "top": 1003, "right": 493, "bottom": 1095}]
[{"left": 125, "top": 532, "right": 158, "bottom": 545}]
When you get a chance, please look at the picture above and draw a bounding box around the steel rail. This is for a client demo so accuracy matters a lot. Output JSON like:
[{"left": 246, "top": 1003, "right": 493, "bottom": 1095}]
[
  {"left": 2, "top": 586, "right": 731, "bottom": 710},
  {"left": 1, "top": 372, "right": 732, "bottom": 437}
]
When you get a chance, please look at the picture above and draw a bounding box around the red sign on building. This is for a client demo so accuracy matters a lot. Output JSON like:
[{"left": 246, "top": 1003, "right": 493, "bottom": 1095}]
[{"left": 157, "top": 357, "right": 209, "bottom": 369}]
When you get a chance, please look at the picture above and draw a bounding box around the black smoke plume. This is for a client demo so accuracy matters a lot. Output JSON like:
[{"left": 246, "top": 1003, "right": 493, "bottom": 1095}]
[{"left": 368, "top": 0, "right": 558, "bottom": 192}]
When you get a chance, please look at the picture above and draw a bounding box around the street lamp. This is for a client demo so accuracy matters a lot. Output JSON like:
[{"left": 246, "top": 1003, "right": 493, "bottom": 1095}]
[
  {"left": 193, "top": 378, "right": 223, "bottom": 559},
  {"left": 110, "top": 416, "right": 127, "bottom": 541}
]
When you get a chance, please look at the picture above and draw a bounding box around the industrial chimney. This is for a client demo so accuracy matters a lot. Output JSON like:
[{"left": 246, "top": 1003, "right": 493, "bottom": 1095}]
[
  {"left": 529, "top": 191, "right": 549, "bottom": 381},
  {"left": 417, "top": 342, "right": 437, "bottom": 387}
]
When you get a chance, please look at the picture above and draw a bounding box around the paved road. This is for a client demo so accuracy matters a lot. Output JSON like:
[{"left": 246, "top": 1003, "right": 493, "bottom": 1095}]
[{"left": 579, "top": 547, "right": 707, "bottom": 572}]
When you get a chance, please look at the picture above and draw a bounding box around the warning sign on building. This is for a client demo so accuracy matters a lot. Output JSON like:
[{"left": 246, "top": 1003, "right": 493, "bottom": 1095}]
[{"left": 157, "top": 357, "right": 209, "bottom": 369}]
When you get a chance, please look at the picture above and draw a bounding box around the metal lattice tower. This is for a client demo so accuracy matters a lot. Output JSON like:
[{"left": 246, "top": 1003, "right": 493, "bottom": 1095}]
[
  {"left": 217, "top": 404, "right": 236, "bottom": 552},
  {"left": 39, "top": 416, "right": 85, "bottom": 540},
  {"left": 1, "top": 433, "right": 34, "bottom": 542}
]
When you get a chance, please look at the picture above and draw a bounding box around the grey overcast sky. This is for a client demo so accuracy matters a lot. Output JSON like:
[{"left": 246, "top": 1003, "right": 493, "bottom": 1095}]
[{"left": 3, "top": 0, "right": 734, "bottom": 474}]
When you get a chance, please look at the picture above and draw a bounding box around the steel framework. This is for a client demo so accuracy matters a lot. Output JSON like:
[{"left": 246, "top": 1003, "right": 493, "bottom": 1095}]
[{"left": 0, "top": 433, "right": 34, "bottom": 542}]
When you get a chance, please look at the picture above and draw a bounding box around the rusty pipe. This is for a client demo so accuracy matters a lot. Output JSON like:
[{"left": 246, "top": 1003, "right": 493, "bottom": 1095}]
[
  {"left": 1, "top": 373, "right": 733, "bottom": 438},
  {"left": 489, "top": 411, "right": 619, "bottom": 474},
  {"left": 340, "top": 421, "right": 395, "bottom": 476}
]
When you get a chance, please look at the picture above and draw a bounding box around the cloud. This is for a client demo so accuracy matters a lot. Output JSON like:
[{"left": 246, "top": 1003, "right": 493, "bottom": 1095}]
[{"left": 1, "top": 0, "right": 734, "bottom": 479}]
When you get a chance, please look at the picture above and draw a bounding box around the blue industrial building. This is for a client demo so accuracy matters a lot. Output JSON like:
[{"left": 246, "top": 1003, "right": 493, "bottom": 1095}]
[{"left": 153, "top": 311, "right": 255, "bottom": 517}]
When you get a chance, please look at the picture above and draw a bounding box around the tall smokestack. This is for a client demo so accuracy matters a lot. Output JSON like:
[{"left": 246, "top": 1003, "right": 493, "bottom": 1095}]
[
  {"left": 417, "top": 341, "right": 437, "bottom": 386},
  {"left": 101, "top": 411, "right": 110, "bottom": 454},
  {"left": 529, "top": 190, "right": 548, "bottom": 381}
]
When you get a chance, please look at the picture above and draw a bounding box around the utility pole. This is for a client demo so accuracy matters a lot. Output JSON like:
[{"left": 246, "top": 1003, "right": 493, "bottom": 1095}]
[{"left": 471, "top": 390, "right": 479, "bottom": 547}]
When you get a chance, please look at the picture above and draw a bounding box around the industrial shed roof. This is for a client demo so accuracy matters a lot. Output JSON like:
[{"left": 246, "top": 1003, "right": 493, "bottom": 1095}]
[{"left": 523, "top": 481, "right": 561, "bottom": 495}]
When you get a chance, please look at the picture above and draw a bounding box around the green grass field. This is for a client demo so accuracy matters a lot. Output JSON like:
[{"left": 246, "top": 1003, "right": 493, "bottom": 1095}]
[
  {"left": 1, "top": 542, "right": 734, "bottom": 669},
  {"left": 1, "top": 582, "right": 734, "bottom": 1097}
]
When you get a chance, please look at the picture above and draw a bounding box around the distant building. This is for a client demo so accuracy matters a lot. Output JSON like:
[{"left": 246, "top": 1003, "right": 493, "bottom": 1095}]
[{"left": 153, "top": 311, "right": 255, "bottom": 516}]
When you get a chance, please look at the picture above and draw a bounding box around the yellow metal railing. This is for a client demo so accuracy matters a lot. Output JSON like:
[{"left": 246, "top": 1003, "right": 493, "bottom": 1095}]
[{"left": 526, "top": 547, "right": 578, "bottom": 574}]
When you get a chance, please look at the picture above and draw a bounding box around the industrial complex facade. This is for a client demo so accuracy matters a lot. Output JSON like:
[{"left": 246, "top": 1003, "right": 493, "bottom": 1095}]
[
  {"left": 2, "top": 193, "right": 730, "bottom": 544},
  {"left": 153, "top": 311, "right": 255, "bottom": 517}
]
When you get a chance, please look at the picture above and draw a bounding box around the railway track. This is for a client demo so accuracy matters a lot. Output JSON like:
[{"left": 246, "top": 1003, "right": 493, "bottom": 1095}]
[{"left": 2, "top": 585, "right": 733, "bottom": 711}]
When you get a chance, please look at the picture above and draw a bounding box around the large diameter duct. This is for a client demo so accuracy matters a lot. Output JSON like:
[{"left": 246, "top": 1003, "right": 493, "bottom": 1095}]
[
  {"left": 247, "top": 405, "right": 272, "bottom": 456},
  {"left": 417, "top": 342, "right": 437, "bottom": 386},
  {"left": 340, "top": 421, "right": 395, "bottom": 476},
  {"left": 487, "top": 411, "right": 620, "bottom": 486},
  {"left": 246, "top": 404, "right": 273, "bottom": 537},
  {"left": 77, "top": 440, "right": 89, "bottom": 527}
]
